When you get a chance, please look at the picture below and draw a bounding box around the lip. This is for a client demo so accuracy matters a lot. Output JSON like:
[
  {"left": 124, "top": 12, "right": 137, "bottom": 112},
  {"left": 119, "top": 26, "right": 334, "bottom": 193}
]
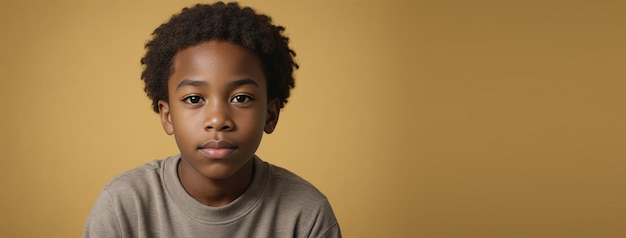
[{"left": 198, "top": 140, "right": 237, "bottom": 159}]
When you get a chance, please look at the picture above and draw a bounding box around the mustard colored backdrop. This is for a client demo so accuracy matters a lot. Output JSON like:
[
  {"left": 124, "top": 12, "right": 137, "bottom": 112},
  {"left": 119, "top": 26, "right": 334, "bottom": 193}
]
[{"left": 1, "top": 0, "right": 625, "bottom": 237}]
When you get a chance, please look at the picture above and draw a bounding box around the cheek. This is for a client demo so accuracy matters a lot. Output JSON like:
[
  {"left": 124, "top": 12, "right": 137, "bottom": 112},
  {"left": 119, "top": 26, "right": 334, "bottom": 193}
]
[
  {"left": 237, "top": 109, "right": 267, "bottom": 137},
  {"left": 170, "top": 108, "right": 203, "bottom": 142}
]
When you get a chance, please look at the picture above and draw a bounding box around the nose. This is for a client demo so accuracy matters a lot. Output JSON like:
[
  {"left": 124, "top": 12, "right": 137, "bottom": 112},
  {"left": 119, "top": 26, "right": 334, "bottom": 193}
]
[{"left": 204, "top": 102, "right": 234, "bottom": 131}]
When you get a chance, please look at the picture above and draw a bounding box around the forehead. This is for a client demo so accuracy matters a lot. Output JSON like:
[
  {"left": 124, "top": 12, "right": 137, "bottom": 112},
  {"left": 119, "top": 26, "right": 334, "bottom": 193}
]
[{"left": 169, "top": 40, "right": 265, "bottom": 87}]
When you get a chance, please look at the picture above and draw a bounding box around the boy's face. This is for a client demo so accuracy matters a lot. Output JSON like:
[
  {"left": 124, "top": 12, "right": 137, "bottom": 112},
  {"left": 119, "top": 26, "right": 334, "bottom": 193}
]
[{"left": 158, "top": 40, "right": 279, "bottom": 180}]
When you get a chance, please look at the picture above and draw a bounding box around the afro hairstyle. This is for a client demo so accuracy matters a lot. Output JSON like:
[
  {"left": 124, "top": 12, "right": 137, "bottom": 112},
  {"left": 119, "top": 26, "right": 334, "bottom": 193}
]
[{"left": 140, "top": 1, "right": 298, "bottom": 113}]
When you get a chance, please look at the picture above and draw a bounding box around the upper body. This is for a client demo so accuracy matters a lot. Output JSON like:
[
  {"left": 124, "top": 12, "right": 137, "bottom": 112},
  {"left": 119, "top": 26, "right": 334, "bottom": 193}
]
[
  {"left": 84, "top": 2, "right": 340, "bottom": 237},
  {"left": 84, "top": 155, "right": 341, "bottom": 238}
]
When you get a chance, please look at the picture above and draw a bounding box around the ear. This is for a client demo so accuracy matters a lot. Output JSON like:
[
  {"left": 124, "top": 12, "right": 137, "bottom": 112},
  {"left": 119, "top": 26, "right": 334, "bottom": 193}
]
[
  {"left": 158, "top": 100, "right": 174, "bottom": 135},
  {"left": 264, "top": 98, "right": 280, "bottom": 134}
]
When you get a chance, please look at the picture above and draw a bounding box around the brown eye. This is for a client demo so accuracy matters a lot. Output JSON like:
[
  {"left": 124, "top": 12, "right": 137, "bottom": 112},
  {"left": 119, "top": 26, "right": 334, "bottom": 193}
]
[
  {"left": 231, "top": 95, "right": 253, "bottom": 103},
  {"left": 183, "top": 95, "right": 204, "bottom": 105}
]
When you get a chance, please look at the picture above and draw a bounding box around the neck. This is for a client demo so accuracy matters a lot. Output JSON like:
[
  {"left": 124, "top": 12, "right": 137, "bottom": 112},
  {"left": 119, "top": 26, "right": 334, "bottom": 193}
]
[{"left": 177, "top": 158, "right": 254, "bottom": 207}]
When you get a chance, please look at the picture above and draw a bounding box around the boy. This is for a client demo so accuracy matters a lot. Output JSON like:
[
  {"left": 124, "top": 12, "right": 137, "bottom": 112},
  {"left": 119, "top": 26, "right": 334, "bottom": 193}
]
[{"left": 83, "top": 2, "right": 341, "bottom": 237}]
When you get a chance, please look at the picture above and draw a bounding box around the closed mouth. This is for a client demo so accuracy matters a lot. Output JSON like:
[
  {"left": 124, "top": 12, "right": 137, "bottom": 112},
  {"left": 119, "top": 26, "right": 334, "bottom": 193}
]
[
  {"left": 198, "top": 140, "right": 237, "bottom": 158},
  {"left": 200, "top": 140, "right": 236, "bottom": 149}
]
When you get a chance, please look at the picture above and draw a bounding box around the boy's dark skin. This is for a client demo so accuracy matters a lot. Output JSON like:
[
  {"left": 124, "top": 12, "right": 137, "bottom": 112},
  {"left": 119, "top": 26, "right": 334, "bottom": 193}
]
[
  {"left": 84, "top": 4, "right": 341, "bottom": 237},
  {"left": 158, "top": 40, "right": 280, "bottom": 207}
]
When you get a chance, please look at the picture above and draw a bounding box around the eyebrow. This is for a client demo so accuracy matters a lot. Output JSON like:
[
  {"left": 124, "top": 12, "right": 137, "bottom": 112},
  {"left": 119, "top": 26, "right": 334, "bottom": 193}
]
[
  {"left": 229, "top": 78, "right": 259, "bottom": 88},
  {"left": 176, "top": 79, "right": 207, "bottom": 90},
  {"left": 176, "top": 78, "right": 260, "bottom": 90}
]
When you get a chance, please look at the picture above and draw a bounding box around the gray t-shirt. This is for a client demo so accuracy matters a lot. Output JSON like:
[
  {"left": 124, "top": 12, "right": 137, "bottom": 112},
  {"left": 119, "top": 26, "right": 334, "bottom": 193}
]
[{"left": 83, "top": 155, "right": 341, "bottom": 238}]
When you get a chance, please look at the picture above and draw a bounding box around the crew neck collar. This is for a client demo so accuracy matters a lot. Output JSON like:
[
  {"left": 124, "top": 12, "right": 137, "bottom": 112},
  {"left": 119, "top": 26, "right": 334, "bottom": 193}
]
[{"left": 163, "top": 155, "right": 269, "bottom": 224}]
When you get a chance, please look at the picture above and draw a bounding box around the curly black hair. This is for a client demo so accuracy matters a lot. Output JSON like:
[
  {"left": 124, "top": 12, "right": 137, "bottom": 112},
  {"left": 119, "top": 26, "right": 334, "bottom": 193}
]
[{"left": 141, "top": 1, "right": 298, "bottom": 113}]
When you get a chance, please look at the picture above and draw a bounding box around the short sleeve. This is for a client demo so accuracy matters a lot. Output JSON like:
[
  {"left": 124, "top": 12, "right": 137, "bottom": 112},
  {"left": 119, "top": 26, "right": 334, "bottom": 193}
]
[
  {"left": 83, "top": 189, "right": 121, "bottom": 238},
  {"left": 309, "top": 199, "right": 342, "bottom": 238}
]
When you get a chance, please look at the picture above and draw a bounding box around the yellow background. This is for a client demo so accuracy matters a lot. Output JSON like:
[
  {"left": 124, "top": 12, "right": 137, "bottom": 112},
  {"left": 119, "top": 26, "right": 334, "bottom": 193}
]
[{"left": 1, "top": 0, "right": 625, "bottom": 237}]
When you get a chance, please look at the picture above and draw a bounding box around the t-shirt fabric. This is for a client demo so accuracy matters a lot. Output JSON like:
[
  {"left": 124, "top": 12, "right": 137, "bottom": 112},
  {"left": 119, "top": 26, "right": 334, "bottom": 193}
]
[{"left": 83, "top": 155, "right": 341, "bottom": 238}]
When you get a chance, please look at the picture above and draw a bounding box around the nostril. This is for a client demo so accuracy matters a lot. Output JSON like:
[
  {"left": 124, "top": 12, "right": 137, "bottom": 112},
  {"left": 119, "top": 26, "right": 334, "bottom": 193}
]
[
  {"left": 205, "top": 118, "right": 234, "bottom": 131},
  {"left": 206, "top": 125, "right": 231, "bottom": 131}
]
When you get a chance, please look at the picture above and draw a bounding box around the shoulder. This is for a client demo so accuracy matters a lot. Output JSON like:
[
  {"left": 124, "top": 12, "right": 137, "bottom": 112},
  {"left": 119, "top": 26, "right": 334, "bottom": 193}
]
[
  {"left": 103, "top": 159, "right": 166, "bottom": 194},
  {"left": 261, "top": 162, "right": 342, "bottom": 237},
  {"left": 266, "top": 163, "right": 328, "bottom": 201},
  {"left": 84, "top": 156, "right": 177, "bottom": 237},
  {"left": 100, "top": 155, "right": 178, "bottom": 203},
  {"left": 262, "top": 162, "right": 335, "bottom": 219}
]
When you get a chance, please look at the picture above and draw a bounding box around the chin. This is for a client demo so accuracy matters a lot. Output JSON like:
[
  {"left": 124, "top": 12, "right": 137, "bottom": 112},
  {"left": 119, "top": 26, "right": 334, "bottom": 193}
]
[{"left": 199, "top": 160, "right": 251, "bottom": 180}]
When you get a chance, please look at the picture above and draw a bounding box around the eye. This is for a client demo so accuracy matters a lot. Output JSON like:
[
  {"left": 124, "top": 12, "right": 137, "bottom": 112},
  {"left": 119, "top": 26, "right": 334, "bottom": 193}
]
[
  {"left": 231, "top": 95, "right": 254, "bottom": 104},
  {"left": 183, "top": 95, "right": 205, "bottom": 105}
]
